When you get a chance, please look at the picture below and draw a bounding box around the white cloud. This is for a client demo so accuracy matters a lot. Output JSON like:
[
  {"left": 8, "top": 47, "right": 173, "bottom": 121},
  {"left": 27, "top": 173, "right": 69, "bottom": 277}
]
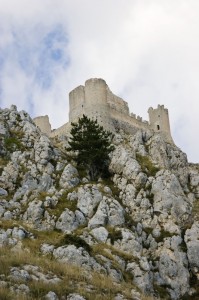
[{"left": 0, "top": 0, "right": 199, "bottom": 162}]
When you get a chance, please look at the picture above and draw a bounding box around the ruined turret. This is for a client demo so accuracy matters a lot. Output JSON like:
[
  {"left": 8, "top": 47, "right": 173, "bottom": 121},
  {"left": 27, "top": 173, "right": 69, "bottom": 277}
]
[
  {"left": 33, "top": 115, "right": 51, "bottom": 136},
  {"left": 148, "top": 105, "right": 173, "bottom": 143},
  {"left": 69, "top": 78, "right": 114, "bottom": 131}
]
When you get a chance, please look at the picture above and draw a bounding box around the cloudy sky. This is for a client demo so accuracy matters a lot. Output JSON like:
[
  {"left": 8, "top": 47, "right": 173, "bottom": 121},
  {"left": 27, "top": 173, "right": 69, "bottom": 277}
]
[{"left": 0, "top": 0, "right": 199, "bottom": 162}]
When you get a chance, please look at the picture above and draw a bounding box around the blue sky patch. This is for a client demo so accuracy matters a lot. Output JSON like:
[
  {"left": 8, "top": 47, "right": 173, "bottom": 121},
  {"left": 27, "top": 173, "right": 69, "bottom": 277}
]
[
  {"left": 0, "top": 24, "right": 70, "bottom": 90},
  {"left": 34, "top": 24, "right": 70, "bottom": 89}
]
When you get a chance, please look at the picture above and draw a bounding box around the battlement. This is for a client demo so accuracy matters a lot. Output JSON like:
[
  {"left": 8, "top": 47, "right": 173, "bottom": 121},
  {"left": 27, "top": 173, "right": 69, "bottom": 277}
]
[{"left": 33, "top": 78, "right": 173, "bottom": 143}]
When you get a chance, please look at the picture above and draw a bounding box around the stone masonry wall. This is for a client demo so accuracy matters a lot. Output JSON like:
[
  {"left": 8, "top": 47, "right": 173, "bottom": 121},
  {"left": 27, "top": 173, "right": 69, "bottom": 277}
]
[
  {"left": 50, "top": 122, "right": 71, "bottom": 138},
  {"left": 110, "top": 108, "right": 149, "bottom": 133},
  {"left": 106, "top": 88, "right": 129, "bottom": 115}
]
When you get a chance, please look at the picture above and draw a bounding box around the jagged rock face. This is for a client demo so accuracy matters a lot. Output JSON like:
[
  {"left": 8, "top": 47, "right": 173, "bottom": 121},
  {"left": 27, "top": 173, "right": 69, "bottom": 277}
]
[
  {"left": 0, "top": 106, "right": 199, "bottom": 300},
  {"left": 185, "top": 222, "right": 199, "bottom": 279}
]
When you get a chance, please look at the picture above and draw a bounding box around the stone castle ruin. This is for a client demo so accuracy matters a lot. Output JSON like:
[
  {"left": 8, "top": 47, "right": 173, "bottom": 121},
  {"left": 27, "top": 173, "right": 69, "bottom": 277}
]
[{"left": 34, "top": 78, "right": 173, "bottom": 143}]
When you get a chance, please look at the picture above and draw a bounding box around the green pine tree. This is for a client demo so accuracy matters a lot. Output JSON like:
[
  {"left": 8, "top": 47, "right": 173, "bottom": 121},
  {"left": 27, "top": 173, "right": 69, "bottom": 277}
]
[{"left": 68, "top": 115, "right": 115, "bottom": 180}]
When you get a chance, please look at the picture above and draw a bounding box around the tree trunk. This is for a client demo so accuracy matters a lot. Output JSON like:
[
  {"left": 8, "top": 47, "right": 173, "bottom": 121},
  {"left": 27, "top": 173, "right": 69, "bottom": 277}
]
[{"left": 89, "top": 164, "right": 98, "bottom": 181}]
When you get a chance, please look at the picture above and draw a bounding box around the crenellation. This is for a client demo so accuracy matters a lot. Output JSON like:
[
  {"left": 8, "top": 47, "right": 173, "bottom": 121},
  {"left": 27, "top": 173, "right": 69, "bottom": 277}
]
[
  {"left": 136, "top": 116, "right": 142, "bottom": 121},
  {"left": 34, "top": 78, "right": 173, "bottom": 143}
]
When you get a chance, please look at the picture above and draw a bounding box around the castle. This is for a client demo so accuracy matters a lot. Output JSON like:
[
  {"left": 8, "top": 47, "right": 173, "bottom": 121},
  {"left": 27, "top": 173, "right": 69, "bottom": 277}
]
[{"left": 33, "top": 78, "right": 173, "bottom": 143}]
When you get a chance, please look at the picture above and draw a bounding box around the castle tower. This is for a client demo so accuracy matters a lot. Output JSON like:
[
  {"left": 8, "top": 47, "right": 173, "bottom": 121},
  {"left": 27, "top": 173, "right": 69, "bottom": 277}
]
[
  {"left": 69, "top": 85, "right": 85, "bottom": 122},
  {"left": 69, "top": 78, "right": 114, "bottom": 131},
  {"left": 148, "top": 105, "right": 173, "bottom": 143},
  {"left": 33, "top": 115, "right": 51, "bottom": 136}
]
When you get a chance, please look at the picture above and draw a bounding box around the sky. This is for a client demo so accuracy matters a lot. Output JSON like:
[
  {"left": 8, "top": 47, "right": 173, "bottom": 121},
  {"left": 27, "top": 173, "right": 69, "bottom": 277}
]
[{"left": 0, "top": 0, "right": 199, "bottom": 163}]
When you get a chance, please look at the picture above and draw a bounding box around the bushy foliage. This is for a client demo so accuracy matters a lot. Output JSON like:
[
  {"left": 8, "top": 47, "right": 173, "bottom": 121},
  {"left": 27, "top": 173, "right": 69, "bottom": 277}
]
[{"left": 68, "top": 115, "right": 114, "bottom": 180}]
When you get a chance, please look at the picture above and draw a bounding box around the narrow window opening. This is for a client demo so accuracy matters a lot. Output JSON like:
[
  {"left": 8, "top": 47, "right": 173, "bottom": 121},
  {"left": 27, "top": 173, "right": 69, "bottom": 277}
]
[{"left": 157, "top": 125, "right": 160, "bottom": 130}]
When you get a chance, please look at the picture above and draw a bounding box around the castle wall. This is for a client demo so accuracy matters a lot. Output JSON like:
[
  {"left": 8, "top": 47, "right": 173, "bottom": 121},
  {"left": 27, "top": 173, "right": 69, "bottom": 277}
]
[
  {"left": 110, "top": 107, "right": 149, "bottom": 133},
  {"left": 33, "top": 115, "right": 51, "bottom": 136},
  {"left": 50, "top": 122, "right": 71, "bottom": 138},
  {"left": 107, "top": 88, "right": 129, "bottom": 115}
]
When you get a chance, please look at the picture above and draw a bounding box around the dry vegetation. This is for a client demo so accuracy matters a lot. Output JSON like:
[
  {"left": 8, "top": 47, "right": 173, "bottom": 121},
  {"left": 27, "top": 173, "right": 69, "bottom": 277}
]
[
  {"left": 0, "top": 221, "right": 149, "bottom": 300},
  {"left": 0, "top": 246, "right": 132, "bottom": 299}
]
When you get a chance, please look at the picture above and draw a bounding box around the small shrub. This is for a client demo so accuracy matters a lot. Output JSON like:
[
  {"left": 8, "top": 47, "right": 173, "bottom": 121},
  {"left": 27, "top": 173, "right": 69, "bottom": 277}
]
[
  {"left": 155, "top": 230, "right": 176, "bottom": 243},
  {"left": 124, "top": 212, "right": 137, "bottom": 228},
  {"left": 55, "top": 234, "right": 91, "bottom": 253},
  {"left": 186, "top": 273, "right": 199, "bottom": 300},
  {"left": 48, "top": 158, "right": 57, "bottom": 168},
  {"left": 147, "top": 192, "right": 154, "bottom": 205},
  {"left": 107, "top": 227, "right": 123, "bottom": 245},
  {"left": 154, "top": 283, "right": 170, "bottom": 299}
]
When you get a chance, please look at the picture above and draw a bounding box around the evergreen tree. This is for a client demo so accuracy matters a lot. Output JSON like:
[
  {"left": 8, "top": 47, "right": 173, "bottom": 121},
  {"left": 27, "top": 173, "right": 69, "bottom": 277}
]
[{"left": 68, "top": 115, "right": 114, "bottom": 180}]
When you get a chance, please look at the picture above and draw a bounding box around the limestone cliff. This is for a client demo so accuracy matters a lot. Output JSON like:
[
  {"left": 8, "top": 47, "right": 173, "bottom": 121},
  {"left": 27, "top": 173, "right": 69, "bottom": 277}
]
[{"left": 0, "top": 105, "right": 199, "bottom": 300}]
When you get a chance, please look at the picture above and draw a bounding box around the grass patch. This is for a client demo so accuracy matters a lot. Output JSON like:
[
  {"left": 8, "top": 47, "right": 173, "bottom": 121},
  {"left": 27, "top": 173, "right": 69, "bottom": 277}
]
[
  {"left": 0, "top": 245, "right": 136, "bottom": 300},
  {"left": 92, "top": 243, "right": 137, "bottom": 263},
  {"left": 0, "top": 219, "right": 29, "bottom": 231},
  {"left": 22, "top": 229, "right": 63, "bottom": 254},
  {"left": 48, "top": 190, "right": 78, "bottom": 218},
  {"left": 23, "top": 230, "right": 91, "bottom": 256},
  {"left": 0, "top": 287, "right": 30, "bottom": 300},
  {"left": 4, "top": 130, "right": 24, "bottom": 152},
  {"left": 37, "top": 191, "right": 50, "bottom": 201},
  {"left": 136, "top": 154, "right": 160, "bottom": 176},
  {"left": 0, "top": 157, "right": 9, "bottom": 175},
  {"left": 192, "top": 199, "right": 199, "bottom": 221},
  {"left": 101, "top": 178, "right": 121, "bottom": 200},
  {"left": 0, "top": 287, "right": 12, "bottom": 300}
]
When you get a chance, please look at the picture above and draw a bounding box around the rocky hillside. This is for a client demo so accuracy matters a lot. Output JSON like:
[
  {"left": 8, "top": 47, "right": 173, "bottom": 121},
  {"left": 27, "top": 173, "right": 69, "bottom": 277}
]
[{"left": 0, "top": 105, "right": 199, "bottom": 300}]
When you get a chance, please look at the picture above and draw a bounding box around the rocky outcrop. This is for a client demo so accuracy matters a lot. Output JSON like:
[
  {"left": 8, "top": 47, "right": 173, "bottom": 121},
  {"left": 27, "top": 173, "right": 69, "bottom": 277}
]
[
  {"left": 0, "top": 105, "right": 198, "bottom": 300},
  {"left": 185, "top": 221, "right": 199, "bottom": 279}
]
